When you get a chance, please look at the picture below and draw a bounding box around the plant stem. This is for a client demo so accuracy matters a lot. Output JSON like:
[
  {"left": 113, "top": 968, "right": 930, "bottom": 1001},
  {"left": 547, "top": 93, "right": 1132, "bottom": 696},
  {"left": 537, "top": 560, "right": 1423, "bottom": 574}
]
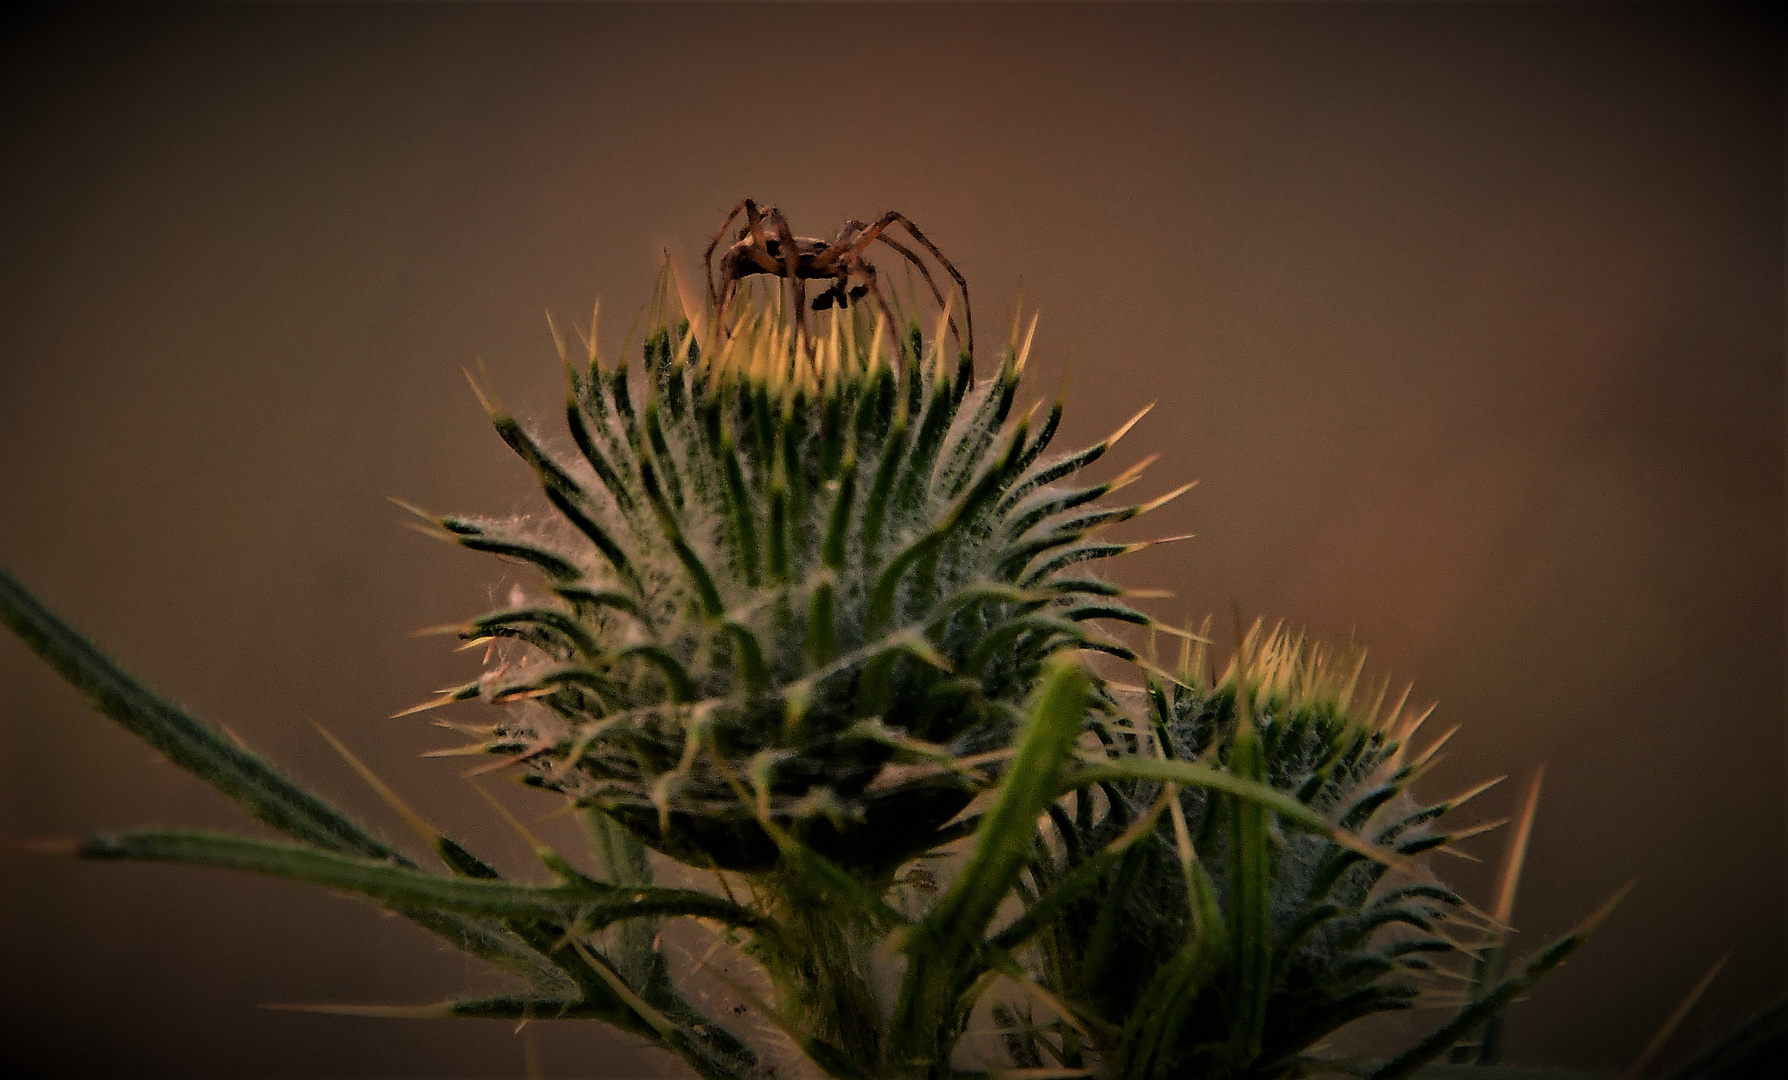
[{"left": 755, "top": 870, "right": 886, "bottom": 1071}]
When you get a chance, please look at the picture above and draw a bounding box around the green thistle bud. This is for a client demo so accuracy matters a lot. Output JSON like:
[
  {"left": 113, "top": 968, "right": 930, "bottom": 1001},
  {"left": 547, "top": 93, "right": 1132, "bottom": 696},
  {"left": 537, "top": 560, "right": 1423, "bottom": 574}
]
[
  {"left": 419, "top": 286, "right": 1169, "bottom": 876},
  {"left": 1018, "top": 619, "right": 1508, "bottom": 1074}
]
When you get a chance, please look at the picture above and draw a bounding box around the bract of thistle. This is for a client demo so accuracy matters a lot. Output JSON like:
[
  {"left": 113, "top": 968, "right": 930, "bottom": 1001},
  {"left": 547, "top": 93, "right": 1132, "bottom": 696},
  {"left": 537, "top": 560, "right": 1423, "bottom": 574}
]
[
  {"left": 421, "top": 291, "right": 1173, "bottom": 875},
  {"left": 1013, "top": 621, "right": 1500, "bottom": 1075}
]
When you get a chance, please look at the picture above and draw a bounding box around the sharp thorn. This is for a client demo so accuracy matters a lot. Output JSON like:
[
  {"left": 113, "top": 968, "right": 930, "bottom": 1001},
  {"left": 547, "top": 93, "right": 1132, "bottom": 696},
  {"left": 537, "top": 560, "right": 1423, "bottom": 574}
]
[{"left": 307, "top": 714, "right": 441, "bottom": 851}]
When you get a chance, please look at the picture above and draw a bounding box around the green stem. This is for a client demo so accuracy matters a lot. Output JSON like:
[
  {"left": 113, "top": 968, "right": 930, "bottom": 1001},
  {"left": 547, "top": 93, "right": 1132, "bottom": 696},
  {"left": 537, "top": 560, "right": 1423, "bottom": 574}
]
[{"left": 751, "top": 870, "right": 886, "bottom": 1074}]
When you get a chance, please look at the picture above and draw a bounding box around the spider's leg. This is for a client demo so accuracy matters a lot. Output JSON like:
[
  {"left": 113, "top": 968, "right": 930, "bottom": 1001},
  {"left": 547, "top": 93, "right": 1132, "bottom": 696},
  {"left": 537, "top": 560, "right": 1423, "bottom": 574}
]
[
  {"left": 744, "top": 200, "right": 773, "bottom": 251},
  {"left": 871, "top": 233, "right": 959, "bottom": 351},
  {"left": 705, "top": 199, "right": 753, "bottom": 315},
  {"left": 871, "top": 212, "right": 974, "bottom": 368},
  {"left": 856, "top": 261, "right": 904, "bottom": 370},
  {"left": 887, "top": 215, "right": 973, "bottom": 369},
  {"left": 831, "top": 220, "right": 864, "bottom": 248},
  {"left": 765, "top": 205, "right": 810, "bottom": 356},
  {"left": 716, "top": 249, "right": 745, "bottom": 333},
  {"left": 808, "top": 220, "right": 867, "bottom": 274}
]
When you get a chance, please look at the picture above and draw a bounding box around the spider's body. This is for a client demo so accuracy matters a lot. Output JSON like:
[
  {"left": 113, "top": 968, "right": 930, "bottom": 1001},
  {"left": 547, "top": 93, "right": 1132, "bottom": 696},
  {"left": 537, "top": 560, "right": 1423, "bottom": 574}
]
[
  {"left": 717, "top": 229, "right": 860, "bottom": 305},
  {"left": 704, "top": 198, "right": 973, "bottom": 368}
]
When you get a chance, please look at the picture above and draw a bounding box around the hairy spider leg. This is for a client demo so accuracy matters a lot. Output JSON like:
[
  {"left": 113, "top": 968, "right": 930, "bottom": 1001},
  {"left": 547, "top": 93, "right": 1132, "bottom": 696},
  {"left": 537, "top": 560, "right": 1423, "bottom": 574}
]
[
  {"left": 705, "top": 197, "right": 780, "bottom": 320},
  {"left": 707, "top": 199, "right": 816, "bottom": 351},
  {"left": 805, "top": 220, "right": 954, "bottom": 372},
  {"left": 703, "top": 198, "right": 756, "bottom": 313},
  {"left": 763, "top": 204, "right": 813, "bottom": 356},
  {"left": 742, "top": 199, "right": 774, "bottom": 251},
  {"left": 835, "top": 212, "right": 973, "bottom": 369},
  {"left": 853, "top": 260, "right": 907, "bottom": 367},
  {"left": 880, "top": 213, "right": 973, "bottom": 368},
  {"left": 867, "top": 232, "right": 959, "bottom": 366}
]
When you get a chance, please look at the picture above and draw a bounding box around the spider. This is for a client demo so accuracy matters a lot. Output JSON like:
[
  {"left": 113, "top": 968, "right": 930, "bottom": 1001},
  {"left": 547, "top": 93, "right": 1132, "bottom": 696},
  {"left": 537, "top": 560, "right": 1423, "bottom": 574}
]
[{"left": 703, "top": 198, "right": 974, "bottom": 370}]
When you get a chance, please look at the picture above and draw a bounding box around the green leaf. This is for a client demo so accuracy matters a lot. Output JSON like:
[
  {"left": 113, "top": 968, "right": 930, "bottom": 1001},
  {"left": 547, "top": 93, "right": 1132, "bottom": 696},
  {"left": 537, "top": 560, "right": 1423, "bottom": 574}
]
[
  {"left": 484, "top": 412, "right": 645, "bottom": 595},
  {"left": 1005, "top": 478, "right": 1110, "bottom": 540},
  {"left": 462, "top": 606, "right": 598, "bottom": 658},
  {"left": 867, "top": 423, "right": 1029, "bottom": 635},
  {"left": 769, "top": 483, "right": 790, "bottom": 581},
  {"left": 937, "top": 369, "right": 1026, "bottom": 498},
  {"left": 966, "top": 616, "right": 1095, "bottom": 676},
  {"left": 997, "top": 403, "right": 1150, "bottom": 516},
  {"left": 1061, "top": 757, "right": 1399, "bottom": 869},
  {"left": 807, "top": 581, "right": 839, "bottom": 668},
  {"left": 1114, "top": 859, "right": 1227, "bottom": 1080},
  {"left": 988, "top": 788, "right": 1174, "bottom": 957},
  {"left": 80, "top": 830, "right": 761, "bottom": 929},
  {"left": 1228, "top": 713, "right": 1271, "bottom": 1060},
  {"left": 643, "top": 400, "right": 687, "bottom": 510},
  {"left": 565, "top": 397, "right": 638, "bottom": 514},
  {"left": 722, "top": 621, "right": 771, "bottom": 692},
  {"left": 892, "top": 371, "right": 960, "bottom": 512},
  {"left": 860, "top": 416, "right": 909, "bottom": 567},
  {"left": 1020, "top": 543, "right": 1136, "bottom": 586},
  {"left": 1367, "top": 884, "right": 1633, "bottom": 1080},
  {"left": 823, "top": 463, "right": 856, "bottom": 570},
  {"left": 888, "top": 660, "right": 1091, "bottom": 1068},
  {"left": 553, "top": 585, "right": 649, "bottom": 626},
  {"left": 0, "top": 573, "right": 588, "bottom": 992},
  {"left": 1061, "top": 603, "right": 1152, "bottom": 628},
  {"left": 0, "top": 571, "right": 399, "bottom": 860}
]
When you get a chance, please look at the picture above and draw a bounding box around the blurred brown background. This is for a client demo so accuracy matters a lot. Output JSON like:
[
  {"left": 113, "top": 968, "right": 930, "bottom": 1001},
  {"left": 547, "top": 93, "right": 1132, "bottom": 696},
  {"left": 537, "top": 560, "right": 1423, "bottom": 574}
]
[{"left": 0, "top": 3, "right": 1780, "bottom": 1077}]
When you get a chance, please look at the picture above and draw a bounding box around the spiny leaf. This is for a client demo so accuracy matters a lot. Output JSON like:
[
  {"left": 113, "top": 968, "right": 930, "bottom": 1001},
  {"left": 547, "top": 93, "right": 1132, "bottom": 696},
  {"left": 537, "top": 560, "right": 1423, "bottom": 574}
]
[
  {"left": 989, "top": 786, "right": 1177, "bottom": 957},
  {"left": 1115, "top": 859, "right": 1227, "bottom": 1080},
  {"left": 0, "top": 570, "right": 403, "bottom": 861},
  {"left": 889, "top": 660, "right": 1091, "bottom": 1063},
  {"left": 1229, "top": 710, "right": 1271, "bottom": 1060},
  {"left": 80, "top": 830, "right": 761, "bottom": 929},
  {"left": 1367, "top": 883, "right": 1634, "bottom": 1080},
  {"left": 1061, "top": 756, "right": 1410, "bottom": 872}
]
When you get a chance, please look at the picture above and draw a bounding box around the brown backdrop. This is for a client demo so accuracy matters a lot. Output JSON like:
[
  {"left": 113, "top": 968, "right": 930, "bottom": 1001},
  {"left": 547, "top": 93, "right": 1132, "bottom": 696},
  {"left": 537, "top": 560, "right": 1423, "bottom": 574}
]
[{"left": 1, "top": 4, "right": 1780, "bottom": 1077}]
